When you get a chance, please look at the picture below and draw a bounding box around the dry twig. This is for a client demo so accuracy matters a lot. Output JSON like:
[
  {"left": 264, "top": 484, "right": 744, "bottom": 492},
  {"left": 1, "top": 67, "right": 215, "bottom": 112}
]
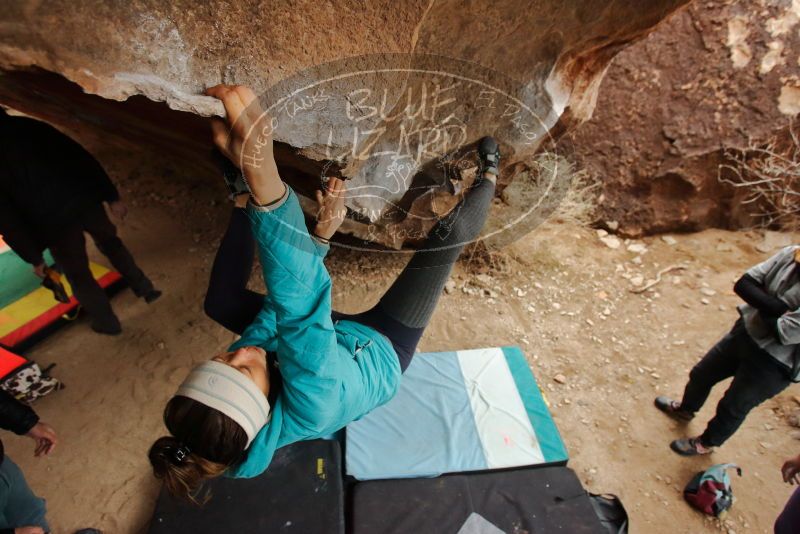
[
  {"left": 718, "top": 120, "right": 800, "bottom": 230},
  {"left": 630, "top": 264, "right": 688, "bottom": 294}
]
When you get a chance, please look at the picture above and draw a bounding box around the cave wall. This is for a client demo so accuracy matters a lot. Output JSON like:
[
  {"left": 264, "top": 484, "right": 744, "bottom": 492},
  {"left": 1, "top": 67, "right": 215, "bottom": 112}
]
[
  {"left": 568, "top": 0, "right": 800, "bottom": 236},
  {"left": 0, "top": 0, "right": 690, "bottom": 247}
]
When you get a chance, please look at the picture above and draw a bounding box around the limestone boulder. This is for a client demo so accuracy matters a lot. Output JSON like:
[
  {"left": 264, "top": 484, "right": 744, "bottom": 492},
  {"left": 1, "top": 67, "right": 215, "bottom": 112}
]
[{"left": 0, "top": 0, "right": 689, "bottom": 247}]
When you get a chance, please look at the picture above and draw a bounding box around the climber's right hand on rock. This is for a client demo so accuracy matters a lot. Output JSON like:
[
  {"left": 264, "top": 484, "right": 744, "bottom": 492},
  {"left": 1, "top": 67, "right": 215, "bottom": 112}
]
[{"left": 205, "top": 84, "right": 284, "bottom": 206}]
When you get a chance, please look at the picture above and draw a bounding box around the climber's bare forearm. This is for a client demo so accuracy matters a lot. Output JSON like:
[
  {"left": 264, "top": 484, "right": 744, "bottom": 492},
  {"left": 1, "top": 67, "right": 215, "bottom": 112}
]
[{"left": 243, "top": 152, "right": 285, "bottom": 206}]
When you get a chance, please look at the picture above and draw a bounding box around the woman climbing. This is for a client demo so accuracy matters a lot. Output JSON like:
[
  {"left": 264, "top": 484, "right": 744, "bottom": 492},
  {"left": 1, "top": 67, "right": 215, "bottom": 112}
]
[{"left": 148, "top": 85, "right": 501, "bottom": 500}]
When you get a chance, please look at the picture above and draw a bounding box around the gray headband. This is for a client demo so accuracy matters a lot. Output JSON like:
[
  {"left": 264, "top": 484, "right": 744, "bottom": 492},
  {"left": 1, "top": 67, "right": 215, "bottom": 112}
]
[{"left": 175, "top": 360, "right": 270, "bottom": 448}]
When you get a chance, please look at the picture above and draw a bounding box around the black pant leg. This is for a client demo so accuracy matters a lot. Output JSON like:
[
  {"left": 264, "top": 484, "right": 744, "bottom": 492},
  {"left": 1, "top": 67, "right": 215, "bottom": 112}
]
[
  {"left": 701, "top": 347, "right": 791, "bottom": 446},
  {"left": 49, "top": 224, "right": 119, "bottom": 328},
  {"left": 377, "top": 178, "right": 495, "bottom": 329},
  {"left": 680, "top": 321, "right": 745, "bottom": 413},
  {"left": 342, "top": 180, "right": 495, "bottom": 371},
  {"left": 81, "top": 204, "right": 153, "bottom": 297},
  {"left": 204, "top": 207, "right": 265, "bottom": 334}
]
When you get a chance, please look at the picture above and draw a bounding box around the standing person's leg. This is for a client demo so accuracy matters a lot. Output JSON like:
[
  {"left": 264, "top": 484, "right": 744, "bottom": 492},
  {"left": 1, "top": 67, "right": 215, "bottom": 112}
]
[
  {"left": 699, "top": 345, "right": 791, "bottom": 447},
  {"left": 204, "top": 201, "right": 266, "bottom": 335},
  {"left": 656, "top": 320, "right": 746, "bottom": 421},
  {"left": 49, "top": 225, "right": 121, "bottom": 334},
  {"left": 0, "top": 456, "right": 49, "bottom": 532},
  {"left": 81, "top": 203, "right": 160, "bottom": 302},
  {"left": 776, "top": 486, "right": 800, "bottom": 534},
  {"left": 681, "top": 321, "right": 749, "bottom": 413}
]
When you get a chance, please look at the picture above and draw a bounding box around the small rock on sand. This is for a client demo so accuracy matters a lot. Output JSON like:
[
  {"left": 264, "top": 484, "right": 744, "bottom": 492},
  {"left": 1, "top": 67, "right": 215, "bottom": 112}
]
[
  {"left": 475, "top": 274, "right": 493, "bottom": 286},
  {"left": 554, "top": 374, "right": 567, "bottom": 384},
  {"left": 600, "top": 235, "right": 621, "bottom": 249}
]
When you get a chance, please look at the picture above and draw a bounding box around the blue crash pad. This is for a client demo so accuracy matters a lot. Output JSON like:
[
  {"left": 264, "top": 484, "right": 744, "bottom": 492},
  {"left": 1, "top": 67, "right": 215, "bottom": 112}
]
[{"left": 346, "top": 346, "right": 568, "bottom": 480}]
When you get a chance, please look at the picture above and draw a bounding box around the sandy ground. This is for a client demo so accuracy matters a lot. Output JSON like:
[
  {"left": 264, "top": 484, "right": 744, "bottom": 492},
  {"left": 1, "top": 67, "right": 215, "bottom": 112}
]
[{"left": 5, "top": 169, "right": 800, "bottom": 533}]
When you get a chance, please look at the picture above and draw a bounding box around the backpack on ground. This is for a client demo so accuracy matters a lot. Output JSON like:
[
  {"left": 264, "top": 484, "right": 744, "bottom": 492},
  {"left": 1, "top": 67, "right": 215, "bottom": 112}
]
[
  {"left": 0, "top": 348, "right": 61, "bottom": 404},
  {"left": 589, "top": 493, "right": 628, "bottom": 533},
  {"left": 683, "top": 463, "right": 742, "bottom": 518}
]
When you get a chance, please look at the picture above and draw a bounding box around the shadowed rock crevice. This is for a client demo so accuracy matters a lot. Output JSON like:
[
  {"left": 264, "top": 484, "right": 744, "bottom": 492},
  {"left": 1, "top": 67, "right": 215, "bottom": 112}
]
[{"left": 0, "top": 67, "right": 333, "bottom": 204}]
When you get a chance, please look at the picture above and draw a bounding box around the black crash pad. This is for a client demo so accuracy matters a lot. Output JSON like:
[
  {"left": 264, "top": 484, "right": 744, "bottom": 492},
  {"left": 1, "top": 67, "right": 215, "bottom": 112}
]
[
  {"left": 148, "top": 439, "right": 344, "bottom": 534},
  {"left": 351, "top": 465, "right": 606, "bottom": 534}
]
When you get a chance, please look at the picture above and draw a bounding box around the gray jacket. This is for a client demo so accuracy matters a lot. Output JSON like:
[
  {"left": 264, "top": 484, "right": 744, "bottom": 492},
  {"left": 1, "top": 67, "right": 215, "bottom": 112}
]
[{"left": 739, "top": 245, "right": 800, "bottom": 379}]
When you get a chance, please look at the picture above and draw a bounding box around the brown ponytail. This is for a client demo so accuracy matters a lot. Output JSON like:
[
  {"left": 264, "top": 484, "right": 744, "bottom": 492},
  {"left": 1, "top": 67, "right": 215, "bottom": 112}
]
[{"left": 148, "top": 395, "right": 248, "bottom": 504}]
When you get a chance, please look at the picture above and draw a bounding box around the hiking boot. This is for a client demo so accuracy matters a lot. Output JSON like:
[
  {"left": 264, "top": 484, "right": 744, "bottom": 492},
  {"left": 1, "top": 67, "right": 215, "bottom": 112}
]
[
  {"left": 670, "top": 437, "right": 713, "bottom": 457},
  {"left": 91, "top": 316, "right": 122, "bottom": 336},
  {"left": 143, "top": 288, "right": 162, "bottom": 304},
  {"left": 654, "top": 396, "right": 694, "bottom": 422}
]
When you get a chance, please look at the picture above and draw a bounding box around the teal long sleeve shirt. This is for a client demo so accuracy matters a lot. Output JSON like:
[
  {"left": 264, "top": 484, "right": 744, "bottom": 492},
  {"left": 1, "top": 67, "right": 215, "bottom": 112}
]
[{"left": 226, "top": 186, "right": 401, "bottom": 478}]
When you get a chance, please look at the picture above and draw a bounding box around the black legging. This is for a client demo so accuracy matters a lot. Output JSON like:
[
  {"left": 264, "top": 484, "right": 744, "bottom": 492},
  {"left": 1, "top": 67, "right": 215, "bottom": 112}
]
[
  {"left": 204, "top": 179, "right": 495, "bottom": 371},
  {"left": 203, "top": 208, "right": 263, "bottom": 334}
]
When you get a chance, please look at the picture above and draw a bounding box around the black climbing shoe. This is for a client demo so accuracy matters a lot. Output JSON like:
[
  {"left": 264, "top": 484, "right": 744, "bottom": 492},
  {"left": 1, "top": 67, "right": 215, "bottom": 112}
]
[
  {"left": 477, "top": 136, "right": 501, "bottom": 178},
  {"left": 670, "top": 437, "right": 713, "bottom": 457},
  {"left": 91, "top": 317, "right": 122, "bottom": 336},
  {"left": 654, "top": 396, "right": 694, "bottom": 422},
  {"left": 212, "top": 149, "right": 251, "bottom": 200},
  {"left": 143, "top": 289, "right": 162, "bottom": 304}
]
